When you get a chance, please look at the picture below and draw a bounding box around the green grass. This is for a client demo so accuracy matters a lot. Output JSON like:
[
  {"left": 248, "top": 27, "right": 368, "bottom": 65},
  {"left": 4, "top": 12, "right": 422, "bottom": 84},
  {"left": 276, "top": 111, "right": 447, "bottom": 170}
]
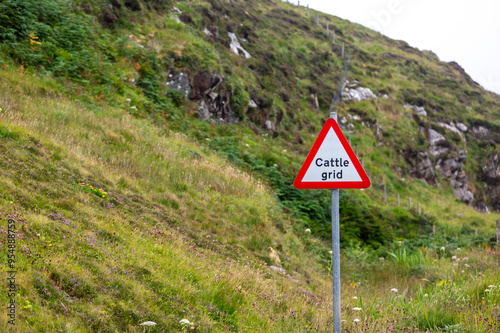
[{"left": 0, "top": 0, "right": 500, "bottom": 331}]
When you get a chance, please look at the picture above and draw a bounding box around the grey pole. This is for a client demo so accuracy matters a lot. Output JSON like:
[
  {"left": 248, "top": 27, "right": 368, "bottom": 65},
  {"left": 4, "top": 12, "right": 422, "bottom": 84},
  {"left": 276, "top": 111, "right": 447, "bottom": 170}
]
[{"left": 330, "top": 111, "right": 341, "bottom": 333}]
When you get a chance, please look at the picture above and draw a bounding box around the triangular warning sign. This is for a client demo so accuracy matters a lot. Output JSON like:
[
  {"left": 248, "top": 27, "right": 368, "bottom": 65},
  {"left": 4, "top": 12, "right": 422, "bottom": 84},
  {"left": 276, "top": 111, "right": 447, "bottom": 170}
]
[{"left": 294, "top": 118, "right": 370, "bottom": 189}]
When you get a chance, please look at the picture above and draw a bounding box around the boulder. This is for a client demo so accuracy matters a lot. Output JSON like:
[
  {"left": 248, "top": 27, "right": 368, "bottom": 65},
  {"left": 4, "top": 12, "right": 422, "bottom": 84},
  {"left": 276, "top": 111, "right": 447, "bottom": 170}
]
[
  {"left": 166, "top": 72, "right": 191, "bottom": 97},
  {"left": 483, "top": 154, "right": 500, "bottom": 211},
  {"left": 404, "top": 103, "right": 427, "bottom": 117},
  {"left": 422, "top": 128, "right": 449, "bottom": 156},
  {"left": 471, "top": 126, "right": 489, "bottom": 139},
  {"left": 228, "top": 32, "right": 251, "bottom": 58},
  {"left": 409, "top": 152, "right": 437, "bottom": 186},
  {"left": 456, "top": 123, "right": 468, "bottom": 132},
  {"left": 342, "top": 86, "right": 377, "bottom": 101},
  {"left": 436, "top": 155, "right": 474, "bottom": 205}
]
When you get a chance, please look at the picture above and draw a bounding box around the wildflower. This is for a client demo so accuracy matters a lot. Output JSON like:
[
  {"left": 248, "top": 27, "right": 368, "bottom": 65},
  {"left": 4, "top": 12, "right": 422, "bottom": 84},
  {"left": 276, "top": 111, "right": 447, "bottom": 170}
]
[
  {"left": 379, "top": 257, "right": 385, "bottom": 261},
  {"left": 390, "top": 288, "right": 398, "bottom": 293},
  {"left": 485, "top": 289, "right": 490, "bottom": 292},
  {"left": 488, "top": 285, "right": 496, "bottom": 288},
  {"left": 305, "top": 229, "right": 311, "bottom": 233},
  {"left": 463, "top": 257, "right": 468, "bottom": 261},
  {"left": 424, "top": 294, "right": 428, "bottom": 297},
  {"left": 456, "top": 248, "right": 461, "bottom": 251},
  {"left": 352, "top": 296, "right": 358, "bottom": 299},
  {"left": 451, "top": 256, "right": 457, "bottom": 260},
  {"left": 353, "top": 318, "right": 360, "bottom": 322},
  {"left": 440, "top": 247, "right": 445, "bottom": 251},
  {"left": 139, "top": 321, "right": 157, "bottom": 326},
  {"left": 180, "top": 319, "right": 191, "bottom": 326},
  {"left": 353, "top": 307, "right": 362, "bottom": 311}
]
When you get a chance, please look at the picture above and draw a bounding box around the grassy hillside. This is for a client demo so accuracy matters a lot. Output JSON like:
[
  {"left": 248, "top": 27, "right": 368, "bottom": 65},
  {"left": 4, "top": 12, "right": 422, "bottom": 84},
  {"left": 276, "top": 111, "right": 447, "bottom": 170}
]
[{"left": 0, "top": 0, "right": 499, "bottom": 332}]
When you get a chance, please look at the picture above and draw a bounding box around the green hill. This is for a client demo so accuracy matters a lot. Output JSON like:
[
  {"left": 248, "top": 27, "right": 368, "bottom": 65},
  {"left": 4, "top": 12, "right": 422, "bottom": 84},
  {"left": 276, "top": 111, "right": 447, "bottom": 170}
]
[{"left": 0, "top": 0, "right": 499, "bottom": 332}]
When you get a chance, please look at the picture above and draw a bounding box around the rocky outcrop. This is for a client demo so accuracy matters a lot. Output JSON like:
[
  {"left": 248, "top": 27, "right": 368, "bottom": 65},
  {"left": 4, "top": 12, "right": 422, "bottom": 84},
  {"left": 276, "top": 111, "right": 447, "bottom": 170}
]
[
  {"left": 482, "top": 154, "right": 500, "bottom": 211},
  {"left": 342, "top": 86, "right": 377, "bottom": 101},
  {"left": 404, "top": 103, "right": 427, "bottom": 117},
  {"left": 470, "top": 126, "right": 489, "bottom": 139},
  {"left": 422, "top": 128, "right": 450, "bottom": 156},
  {"left": 166, "top": 72, "right": 191, "bottom": 97},
  {"left": 188, "top": 73, "right": 239, "bottom": 123},
  {"left": 436, "top": 152, "right": 474, "bottom": 205},
  {"left": 228, "top": 32, "right": 251, "bottom": 58},
  {"left": 405, "top": 152, "right": 437, "bottom": 186}
]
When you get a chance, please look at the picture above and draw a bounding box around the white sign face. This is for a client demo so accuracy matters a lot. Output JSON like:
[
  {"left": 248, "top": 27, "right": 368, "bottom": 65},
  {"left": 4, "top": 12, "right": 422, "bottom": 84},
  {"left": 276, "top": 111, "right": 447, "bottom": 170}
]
[
  {"left": 302, "top": 128, "right": 362, "bottom": 182},
  {"left": 294, "top": 118, "right": 370, "bottom": 189}
]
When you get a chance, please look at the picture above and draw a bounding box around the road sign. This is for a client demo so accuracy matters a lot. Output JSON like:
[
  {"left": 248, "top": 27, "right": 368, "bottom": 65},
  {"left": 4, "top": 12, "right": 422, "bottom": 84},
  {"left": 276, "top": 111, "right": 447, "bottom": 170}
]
[{"left": 294, "top": 118, "right": 370, "bottom": 189}]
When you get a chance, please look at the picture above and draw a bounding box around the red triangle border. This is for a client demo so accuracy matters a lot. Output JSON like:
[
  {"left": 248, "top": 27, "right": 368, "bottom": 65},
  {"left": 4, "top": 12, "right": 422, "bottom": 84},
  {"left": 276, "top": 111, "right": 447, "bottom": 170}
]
[{"left": 294, "top": 118, "right": 371, "bottom": 189}]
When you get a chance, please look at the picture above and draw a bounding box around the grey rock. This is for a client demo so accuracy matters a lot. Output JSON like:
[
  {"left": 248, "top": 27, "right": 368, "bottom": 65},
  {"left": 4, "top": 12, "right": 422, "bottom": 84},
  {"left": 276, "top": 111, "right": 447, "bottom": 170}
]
[
  {"left": 404, "top": 103, "right": 427, "bottom": 117},
  {"left": 269, "top": 265, "right": 286, "bottom": 274},
  {"left": 166, "top": 72, "right": 191, "bottom": 97},
  {"left": 438, "top": 122, "right": 463, "bottom": 137},
  {"left": 457, "top": 123, "right": 468, "bottom": 132},
  {"left": 198, "top": 99, "right": 210, "bottom": 120},
  {"left": 454, "top": 188, "right": 474, "bottom": 204},
  {"left": 410, "top": 152, "right": 437, "bottom": 186},
  {"left": 265, "top": 120, "right": 275, "bottom": 131},
  {"left": 249, "top": 99, "right": 258, "bottom": 108},
  {"left": 228, "top": 32, "right": 251, "bottom": 58},
  {"left": 342, "top": 86, "right": 377, "bottom": 101},
  {"left": 471, "top": 126, "right": 489, "bottom": 139}
]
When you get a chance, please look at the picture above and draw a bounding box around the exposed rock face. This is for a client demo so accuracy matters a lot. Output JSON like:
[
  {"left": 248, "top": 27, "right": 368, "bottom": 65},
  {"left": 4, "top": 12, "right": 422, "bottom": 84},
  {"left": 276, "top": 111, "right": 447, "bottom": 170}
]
[
  {"left": 436, "top": 155, "right": 474, "bottom": 205},
  {"left": 404, "top": 103, "right": 427, "bottom": 117},
  {"left": 438, "top": 122, "right": 463, "bottom": 137},
  {"left": 166, "top": 72, "right": 191, "bottom": 97},
  {"left": 483, "top": 154, "right": 500, "bottom": 210},
  {"left": 342, "top": 86, "right": 377, "bottom": 101},
  {"left": 422, "top": 128, "right": 449, "bottom": 156},
  {"left": 228, "top": 32, "right": 251, "bottom": 58},
  {"left": 187, "top": 73, "right": 239, "bottom": 123},
  {"left": 470, "top": 126, "right": 489, "bottom": 139},
  {"left": 403, "top": 151, "right": 437, "bottom": 186}
]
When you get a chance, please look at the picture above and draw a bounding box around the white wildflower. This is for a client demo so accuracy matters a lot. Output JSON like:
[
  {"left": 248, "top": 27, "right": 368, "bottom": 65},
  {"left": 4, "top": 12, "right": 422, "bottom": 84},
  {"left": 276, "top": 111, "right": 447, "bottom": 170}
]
[
  {"left": 352, "top": 296, "right": 358, "bottom": 299},
  {"left": 424, "top": 294, "right": 428, "bottom": 297},
  {"left": 390, "top": 288, "right": 398, "bottom": 293},
  {"left": 139, "top": 321, "right": 157, "bottom": 326},
  {"left": 485, "top": 289, "right": 490, "bottom": 292},
  {"left": 379, "top": 257, "right": 385, "bottom": 261},
  {"left": 440, "top": 247, "right": 445, "bottom": 251},
  {"left": 463, "top": 257, "right": 468, "bottom": 261},
  {"left": 464, "top": 264, "right": 470, "bottom": 268},
  {"left": 305, "top": 228, "right": 311, "bottom": 233},
  {"left": 488, "top": 285, "right": 496, "bottom": 288},
  {"left": 451, "top": 256, "right": 457, "bottom": 260},
  {"left": 353, "top": 318, "right": 360, "bottom": 322},
  {"left": 353, "top": 307, "right": 362, "bottom": 311},
  {"left": 245, "top": 143, "right": 249, "bottom": 147},
  {"left": 456, "top": 248, "right": 461, "bottom": 251},
  {"left": 180, "top": 319, "right": 191, "bottom": 326}
]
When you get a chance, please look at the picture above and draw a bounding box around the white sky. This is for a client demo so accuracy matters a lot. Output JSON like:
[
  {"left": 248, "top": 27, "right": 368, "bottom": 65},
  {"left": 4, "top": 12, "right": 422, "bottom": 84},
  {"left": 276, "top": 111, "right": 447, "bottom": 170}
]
[{"left": 303, "top": 0, "right": 500, "bottom": 95}]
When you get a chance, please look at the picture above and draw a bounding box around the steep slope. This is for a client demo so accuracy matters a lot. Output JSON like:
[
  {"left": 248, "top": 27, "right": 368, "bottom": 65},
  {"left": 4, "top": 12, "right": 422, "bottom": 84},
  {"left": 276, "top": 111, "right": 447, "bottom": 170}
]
[{"left": 1, "top": 0, "right": 500, "bottom": 332}]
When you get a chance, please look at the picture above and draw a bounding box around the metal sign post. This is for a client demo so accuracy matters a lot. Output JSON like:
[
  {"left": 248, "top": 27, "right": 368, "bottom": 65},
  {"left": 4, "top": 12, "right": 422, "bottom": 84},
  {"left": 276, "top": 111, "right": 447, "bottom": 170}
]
[
  {"left": 330, "top": 112, "right": 341, "bottom": 333},
  {"left": 332, "top": 186, "right": 340, "bottom": 333},
  {"left": 294, "top": 111, "right": 370, "bottom": 333}
]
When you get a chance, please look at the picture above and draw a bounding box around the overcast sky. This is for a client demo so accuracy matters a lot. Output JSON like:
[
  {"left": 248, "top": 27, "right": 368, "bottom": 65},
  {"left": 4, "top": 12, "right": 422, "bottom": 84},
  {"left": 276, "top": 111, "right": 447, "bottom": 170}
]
[{"left": 303, "top": 0, "right": 500, "bottom": 95}]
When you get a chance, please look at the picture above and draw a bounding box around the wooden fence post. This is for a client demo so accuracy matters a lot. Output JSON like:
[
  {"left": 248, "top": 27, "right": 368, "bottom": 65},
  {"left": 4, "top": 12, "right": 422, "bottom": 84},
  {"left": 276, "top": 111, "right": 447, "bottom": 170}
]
[
  {"left": 496, "top": 220, "right": 500, "bottom": 244},
  {"left": 432, "top": 224, "right": 436, "bottom": 236},
  {"left": 418, "top": 203, "right": 421, "bottom": 215},
  {"left": 409, "top": 197, "right": 412, "bottom": 209}
]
